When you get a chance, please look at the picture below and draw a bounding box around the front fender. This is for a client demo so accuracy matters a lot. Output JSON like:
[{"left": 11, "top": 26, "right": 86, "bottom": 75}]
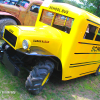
[
  {"left": 17, "top": 46, "right": 56, "bottom": 57},
  {"left": 16, "top": 46, "right": 62, "bottom": 71}
]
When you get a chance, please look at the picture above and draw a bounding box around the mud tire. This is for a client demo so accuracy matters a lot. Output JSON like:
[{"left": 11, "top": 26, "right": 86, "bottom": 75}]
[
  {"left": 94, "top": 66, "right": 100, "bottom": 76},
  {"left": 0, "top": 18, "right": 17, "bottom": 37},
  {"left": 25, "top": 60, "right": 54, "bottom": 95}
]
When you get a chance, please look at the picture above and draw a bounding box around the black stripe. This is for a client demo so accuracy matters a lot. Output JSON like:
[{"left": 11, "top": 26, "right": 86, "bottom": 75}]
[
  {"left": 80, "top": 70, "right": 96, "bottom": 75},
  {"left": 70, "top": 63, "right": 98, "bottom": 68},
  {"left": 78, "top": 42, "right": 100, "bottom": 46},
  {"left": 87, "top": 19, "right": 100, "bottom": 25},
  {"left": 75, "top": 53, "right": 100, "bottom": 54},
  {"left": 70, "top": 60, "right": 100, "bottom": 68},
  {"left": 70, "top": 60, "right": 100, "bottom": 65},
  {"left": 65, "top": 76, "right": 72, "bottom": 78}
]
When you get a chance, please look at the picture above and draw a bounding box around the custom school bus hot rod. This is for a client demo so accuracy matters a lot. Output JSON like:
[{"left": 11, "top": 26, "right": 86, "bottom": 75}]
[{"left": 1, "top": 2, "right": 100, "bottom": 94}]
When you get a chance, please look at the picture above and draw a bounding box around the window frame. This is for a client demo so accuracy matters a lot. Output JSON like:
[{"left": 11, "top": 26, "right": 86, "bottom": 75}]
[
  {"left": 40, "top": 9, "right": 74, "bottom": 34},
  {"left": 40, "top": 9, "right": 55, "bottom": 25},
  {"left": 30, "top": 4, "right": 40, "bottom": 13},
  {"left": 83, "top": 24, "right": 98, "bottom": 40},
  {"left": 94, "top": 28, "right": 100, "bottom": 42}
]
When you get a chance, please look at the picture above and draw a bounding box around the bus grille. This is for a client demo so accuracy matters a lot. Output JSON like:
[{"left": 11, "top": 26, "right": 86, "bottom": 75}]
[{"left": 4, "top": 29, "right": 17, "bottom": 47}]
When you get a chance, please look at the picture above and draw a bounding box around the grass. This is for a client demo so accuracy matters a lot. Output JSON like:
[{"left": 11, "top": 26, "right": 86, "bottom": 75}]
[
  {"left": 1, "top": 61, "right": 100, "bottom": 100},
  {"left": 0, "top": 40, "right": 100, "bottom": 100}
]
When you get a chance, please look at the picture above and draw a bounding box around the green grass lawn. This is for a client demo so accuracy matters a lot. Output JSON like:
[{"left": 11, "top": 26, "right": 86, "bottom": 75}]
[
  {"left": 0, "top": 63, "right": 100, "bottom": 100},
  {"left": 0, "top": 40, "right": 100, "bottom": 100}
]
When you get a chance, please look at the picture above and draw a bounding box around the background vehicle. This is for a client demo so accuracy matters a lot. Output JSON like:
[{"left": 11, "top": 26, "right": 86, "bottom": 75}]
[
  {"left": 1, "top": 1, "right": 100, "bottom": 95},
  {"left": 0, "top": 0, "right": 43, "bottom": 37},
  {"left": 0, "top": 0, "right": 18, "bottom": 5}
]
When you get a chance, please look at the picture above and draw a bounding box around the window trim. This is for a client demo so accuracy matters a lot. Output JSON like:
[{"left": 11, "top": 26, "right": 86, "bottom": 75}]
[
  {"left": 30, "top": 4, "right": 40, "bottom": 13},
  {"left": 40, "top": 9, "right": 55, "bottom": 25},
  {"left": 40, "top": 9, "right": 74, "bottom": 34},
  {"left": 83, "top": 24, "right": 98, "bottom": 40},
  {"left": 87, "top": 19, "right": 100, "bottom": 26},
  {"left": 94, "top": 28, "right": 100, "bottom": 42}
]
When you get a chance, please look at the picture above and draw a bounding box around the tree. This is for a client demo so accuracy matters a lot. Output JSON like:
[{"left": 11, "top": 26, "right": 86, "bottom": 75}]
[
  {"left": 53, "top": 0, "right": 64, "bottom": 2},
  {"left": 79, "top": 0, "right": 100, "bottom": 17},
  {"left": 64, "top": 0, "right": 82, "bottom": 8},
  {"left": 53, "top": 0, "right": 82, "bottom": 8}
]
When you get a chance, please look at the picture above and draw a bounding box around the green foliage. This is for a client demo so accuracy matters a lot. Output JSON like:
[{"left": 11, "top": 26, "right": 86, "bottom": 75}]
[
  {"left": 53, "top": 0, "right": 64, "bottom": 2},
  {"left": 53, "top": 0, "right": 100, "bottom": 17},
  {"left": 53, "top": 0, "right": 82, "bottom": 8},
  {"left": 80, "top": 0, "right": 100, "bottom": 17},
  {"left": 64, "top": 0, "right": 82, "bottom": 8}
]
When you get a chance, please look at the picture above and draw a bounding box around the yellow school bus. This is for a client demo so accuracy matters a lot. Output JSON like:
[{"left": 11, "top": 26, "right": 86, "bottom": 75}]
[{"left": 1, "top": 2, "right": 100, "bottom": 94}]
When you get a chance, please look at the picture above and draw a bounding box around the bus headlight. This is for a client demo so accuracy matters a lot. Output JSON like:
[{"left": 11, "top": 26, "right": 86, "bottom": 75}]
[{"left": 22, "top": 40, "right": 31, "bottom": 50}]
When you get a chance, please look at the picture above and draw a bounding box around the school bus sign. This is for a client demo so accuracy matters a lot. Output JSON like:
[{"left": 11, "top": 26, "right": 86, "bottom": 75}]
[
  {"left": 49, "top": 6, "right": 69, "bottom": 14},
  {"left": 1, "top": 1, "right": 100, "bottom": 95}
]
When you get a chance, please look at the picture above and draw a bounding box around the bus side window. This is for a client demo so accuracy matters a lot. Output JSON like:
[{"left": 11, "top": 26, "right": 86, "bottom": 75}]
[
  {"left": 40, "top": 10, "right": 54, "bottom": 25},
  {"left": 65, "top": 17, "right": 74, "bottom": 33},
  {"left": 95, "top": 29, "right": 100, "bottom": 41},
  {"left": 53, "top": 15, "right": 74, "bottom": 34},
  {"left": 84, "top": 24, "right": 97, "bottom": 40},
  {"left": 53, "top": 14, "right": 66, "bottom": 31}
]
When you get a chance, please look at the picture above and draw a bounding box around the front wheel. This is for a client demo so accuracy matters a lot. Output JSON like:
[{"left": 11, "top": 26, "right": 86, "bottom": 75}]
[{"left": 25, "top": 60, "right": 54, "bottom": 95}]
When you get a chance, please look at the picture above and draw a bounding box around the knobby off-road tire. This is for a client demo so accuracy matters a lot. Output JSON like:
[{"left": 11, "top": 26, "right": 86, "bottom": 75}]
[
  {"left": 94, "top": 66, "right": 100, "bottom": 76},
  {"left": 0, "top": 18, "right": 17, "bottom": 37},
  {"left": 25, "top": 60, "right": 54, "bottom": 95}
]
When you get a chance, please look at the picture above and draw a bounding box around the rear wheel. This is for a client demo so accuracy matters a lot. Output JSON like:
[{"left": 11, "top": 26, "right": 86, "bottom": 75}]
[
  {"left": 94, "top": 66, "right": 100, "bottom": 76},
  {"left": 0, "top": 18, "right": 17, "bottom": 38},
  {"left": 25, "top": 60, "right": 54, "bottom": 95}
]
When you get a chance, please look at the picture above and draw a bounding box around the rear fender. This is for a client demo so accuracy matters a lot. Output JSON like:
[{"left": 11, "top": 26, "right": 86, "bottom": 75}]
[{"left": 0, "top": 11, "right": 21, "bottom": 24}]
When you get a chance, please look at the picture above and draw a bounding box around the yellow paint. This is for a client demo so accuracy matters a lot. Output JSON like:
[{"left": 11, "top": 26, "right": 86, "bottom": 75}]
[
  {"left": 3, "top": 2, "right": 100, "bottom": 81},
  {"left": 41, "top": 73, "right": 50, "bottom": 86},
  {"left": 99, "top": 68, "right": 100, "bottom": 72}
]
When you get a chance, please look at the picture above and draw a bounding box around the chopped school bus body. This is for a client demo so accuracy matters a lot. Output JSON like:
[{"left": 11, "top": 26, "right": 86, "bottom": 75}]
[
  {"left": 1, "top": 2, "right": 100, "bottom": 94},
  {"left": 35, "top": 3, "right": 100, "bottom": 80}
]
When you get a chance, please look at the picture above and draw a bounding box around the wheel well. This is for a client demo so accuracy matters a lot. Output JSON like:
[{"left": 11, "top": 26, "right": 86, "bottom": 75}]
[
  {"left": 34, "top": 56, "right": 62, "bottom": 72},
  {"left": 50, "top": 56, "right": 62, "bottom": 71},
  {"left": 5, "top": 46, "right": 62, "bottom": 79},
  {"left": 42, "top": 56, "right": 62, "bottom": 80},
  {"left": 0, "top": 15, "right": 21, "bottom": 25},
  {"left": 31, "top": 56, "right": 62, "bottom": 80}
]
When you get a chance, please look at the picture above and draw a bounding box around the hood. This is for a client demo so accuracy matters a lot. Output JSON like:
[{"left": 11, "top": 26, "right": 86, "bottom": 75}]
[
  {"left": 17, "top": 25, "right": 62, "bottom": 39},
  {"left": 4, "top": 25, "right": 62, "bottom": 57}
]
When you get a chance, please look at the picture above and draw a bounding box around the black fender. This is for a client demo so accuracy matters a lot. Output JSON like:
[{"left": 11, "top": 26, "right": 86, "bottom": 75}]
[
  {"left": 0, "top": 46, "right": 4, "bottom": 61},
  {"left": 0, "top": 45, "right": 62, "bottom": 76},
  {"left": 16, "top": 46, "right": 62, "bottom": 71}
]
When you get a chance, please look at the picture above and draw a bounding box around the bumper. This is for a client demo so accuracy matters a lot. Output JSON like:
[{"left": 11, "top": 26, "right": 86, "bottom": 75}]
[{"left": 0, "top": 47, "right": 20, "bottom": 76}]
